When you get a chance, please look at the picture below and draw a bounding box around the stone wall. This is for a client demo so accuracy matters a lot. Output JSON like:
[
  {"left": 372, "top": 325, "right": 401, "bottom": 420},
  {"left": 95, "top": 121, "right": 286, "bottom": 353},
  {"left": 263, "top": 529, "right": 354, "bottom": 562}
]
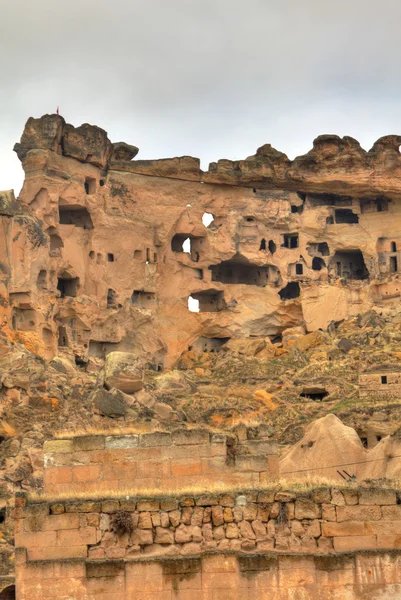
[
  {"left": 42, "top": 430, "right": 279, "bottom": 495},
  {"left": 358, "top": 372, "right": 401, "bottom": 398},
  {"left": 13, "top": 487, "right": 401, "bottom": 599},
  {"left": 15, "top": 553, "right": 401, "bottom": 600},
  {"left": 14, "top": 486, "right": 401, "bottom": 560}
]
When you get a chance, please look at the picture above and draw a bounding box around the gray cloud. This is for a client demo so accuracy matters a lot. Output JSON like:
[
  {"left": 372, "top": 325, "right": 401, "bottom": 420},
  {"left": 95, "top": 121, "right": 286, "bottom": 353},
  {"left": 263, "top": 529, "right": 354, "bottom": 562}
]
[{"left": 1, "top": 0, "right": 401, "bottom": 192}]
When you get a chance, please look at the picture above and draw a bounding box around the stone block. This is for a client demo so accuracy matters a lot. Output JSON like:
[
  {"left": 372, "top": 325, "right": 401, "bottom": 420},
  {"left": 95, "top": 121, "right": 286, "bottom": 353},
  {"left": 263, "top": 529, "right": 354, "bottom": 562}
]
[
  {"left": 102, "top": 500, "right": 120, "bottom": 513},
  {"left": 377, "top": 534, "right": 401, "bottom": 549},
  {"left": 333, "top": 535, "right": 377, "bottom": 552},
  {"left": 295, "top": 498, "right": 321, "bottom": 519},
  {"left": 171, "top": 460, "right": 202, "bottom": 478},
  {"left": 138, "top": 512, "right": 153, "bottom": 529},
  {"left": 43, "top": 466, "right": 72, "bottom": 485},
  {"left": 65, "top": 501, "right": 101, "bottom": 513},
  {"left": 57, "top": 526, "right": 99, "bottom": 546},
  {"left": 105, "top": 434, "right": 139, "bottom": 449},
  {"left": 172, "top": 430, "right": 210, "bottom": 445},
  {"left": 72, "top": 464, "right": 102, "bottom": 483},
  {"left": 211, "top": 506, "right": 224, "bottom": 526},
  {"left": 359, "top": 489, "right": 397, "bottom": 505},
  {"left": 382, "top": 506, "right": 401, "bottom": 520},
  {"left": 73, "top": 435, "right": 105, "bottom": 451},
  {"left": 161, "top": 499, "right": 178, "bottom": 511},
  {"left": 342, "top": 488, "right": 359, "bottom": 505},
  {"left": 138, "top": 500, "right": 160, "bottom": 511},
  {"left": 43, "top": 439, "right": 74, "bottom": 454},
  {"left": 322, "top": 521, "right": 365, "bottom": 537},
  {"left": 336, "top": 505, "right": 382, "bottom": 521},
  {"left": 140, "top": 432, "right": 172, "bottom": 447},
  {"left": 322, "top": 503, "right": 336, "bottom": 521},
  {"left": 196, "top": 495, "right": 219, "bottom": 506}
]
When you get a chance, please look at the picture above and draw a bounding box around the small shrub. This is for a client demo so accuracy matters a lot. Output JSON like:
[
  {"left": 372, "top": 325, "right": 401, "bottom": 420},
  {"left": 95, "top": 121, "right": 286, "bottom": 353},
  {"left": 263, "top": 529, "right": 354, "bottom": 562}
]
[{"left": 111, "top": 510, "right": 134, "bottom": 535}]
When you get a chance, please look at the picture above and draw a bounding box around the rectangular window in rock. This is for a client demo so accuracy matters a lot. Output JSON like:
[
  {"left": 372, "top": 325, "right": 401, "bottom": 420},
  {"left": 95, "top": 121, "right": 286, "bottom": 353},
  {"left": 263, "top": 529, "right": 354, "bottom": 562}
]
[
  {"left": 59, "top": 204, "right": 94, "bottom": 229},
  {"left": 57, "top": 276, "right": 79, "bottom": 298},
  {"left": 282, "top": 233, "right": 299, "bottom": 249}
]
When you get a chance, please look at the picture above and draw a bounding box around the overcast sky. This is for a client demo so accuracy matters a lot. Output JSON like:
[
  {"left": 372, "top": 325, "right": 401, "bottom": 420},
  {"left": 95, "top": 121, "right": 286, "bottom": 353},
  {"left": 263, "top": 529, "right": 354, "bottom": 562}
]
[{"left": 1, "top": 0, "right": 401, "bottom": 193}]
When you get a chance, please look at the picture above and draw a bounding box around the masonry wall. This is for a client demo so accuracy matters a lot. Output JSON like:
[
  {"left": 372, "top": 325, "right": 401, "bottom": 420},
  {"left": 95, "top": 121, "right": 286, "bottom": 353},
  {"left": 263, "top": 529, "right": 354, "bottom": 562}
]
[
  {"left": 15, "top": 553, "right": 401, "bottom": 600},
  {"left": 13, "top": 487, "right": 401, "bottom": 562},
  {"left": 42, "top": 430, "right": 279, "bottom": 494}
]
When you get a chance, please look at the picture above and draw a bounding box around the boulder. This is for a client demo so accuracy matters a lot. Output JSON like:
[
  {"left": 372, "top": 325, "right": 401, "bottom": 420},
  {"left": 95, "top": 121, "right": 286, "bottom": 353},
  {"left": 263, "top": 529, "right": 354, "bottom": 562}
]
[
  {"left": 104, "top": 352, "right": 143, "bottom": 394},
  {"left": 110, "top": 142, "right": 139, "bottom": 163},
  {"left": 92, "top": 388, "right": 127, "bottom": 417},
  {"left": 290, "top": 330, "right": 328, "bottom": 352},
  {"left": 62, "top": 123, "right": 111, "bottom": 168},
  {"left": 223, "top": 338, "right": 266, "bottom": 356},
  {"left": 50, "top": 356, "right": 77, "bottom": 377},
  {"left": 14, "top": 114, "right": 64, "bottom": 161},
  {"left": 337, "top": 338, "right": 353, "bottom": 353},
  {"left": 154, "top": 370, "right": 190, "bottom": 392}
]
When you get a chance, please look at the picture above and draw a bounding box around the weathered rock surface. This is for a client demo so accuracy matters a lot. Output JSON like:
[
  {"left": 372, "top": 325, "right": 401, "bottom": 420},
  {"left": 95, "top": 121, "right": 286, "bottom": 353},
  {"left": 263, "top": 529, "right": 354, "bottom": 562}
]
[{"left": 104, "top": 352, "right": 144, "bottom": 393}]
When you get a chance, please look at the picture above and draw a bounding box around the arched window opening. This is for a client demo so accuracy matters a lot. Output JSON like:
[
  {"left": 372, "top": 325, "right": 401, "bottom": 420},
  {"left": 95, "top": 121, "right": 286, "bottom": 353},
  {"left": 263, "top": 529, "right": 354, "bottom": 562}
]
[
  {"left": 49, "top": 233, "right": 63, "bottom": 256},
  {"left": 259, "top": 238, "right": 266, "bottom": 251},
  {"left": 84, "top": 177, "right": 96, "bottom": 195},
  {"left": 0, "top": 585, "right": 16, "bottom": 600},
  {"left": 312, "top": 257, "right": 326, "bottom": 271},
  {"left": 107, "top": 289, "right": 117, "bottom": 308},
  {"left": 391, "top": 241, "right": 397, "bottom": 252},
  {"left": 37, "top": 270, "right": 47, "bottom": 289}
]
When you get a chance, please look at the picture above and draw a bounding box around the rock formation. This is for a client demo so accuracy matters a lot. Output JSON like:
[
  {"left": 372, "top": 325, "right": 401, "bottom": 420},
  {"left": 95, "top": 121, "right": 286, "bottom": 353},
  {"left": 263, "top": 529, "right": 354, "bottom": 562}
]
[
  {"left": 3, "top": 114, "right": 401, "bottom": 596},
  {"left": 4, "top": 114, "right": 401, "bottom": 370}
]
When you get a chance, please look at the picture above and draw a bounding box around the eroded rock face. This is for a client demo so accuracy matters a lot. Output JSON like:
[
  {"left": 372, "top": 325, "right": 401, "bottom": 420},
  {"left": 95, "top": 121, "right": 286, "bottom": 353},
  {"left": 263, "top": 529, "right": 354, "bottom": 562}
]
[{"left": 2, "top": 114, "right": 401, "bottom": 373}]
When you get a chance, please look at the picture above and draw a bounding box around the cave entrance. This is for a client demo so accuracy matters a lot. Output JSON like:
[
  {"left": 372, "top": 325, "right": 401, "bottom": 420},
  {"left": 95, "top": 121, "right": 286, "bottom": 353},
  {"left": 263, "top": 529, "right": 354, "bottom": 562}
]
[
  {"left": 334, "top": 209, "right": 359, "bottom": 224},
  {"left": 189, "top": 290, "right": 225, "bottom": 312},
  {"left": 131, "top": 290, "right": 156, "bottom": 308},
  {"left": 57, "top": 275, "right": 79, "bottom": 298},
  {"left": 312, "top": 257, "right": 326, "bottom": 271},
  {"left": 330, "top": 250, "right": 369, "bottom": 280},
  {"left": 278, "top": 281, "right": 300, "bottom": 300},
  {"left": 59, "top": 204, "right": 94, "bottom": 229},
  {"left": 360, "top": 197, "right": 389, "bottom": 213},
  {"left": 189, "top": 336, "right": 230, "bottom": 354},
  {"left": 209, "top": 257, "right": 268, "bottom": 286},
  {"left": 300, "top": 387, "right": 329, "bottom": 401}
]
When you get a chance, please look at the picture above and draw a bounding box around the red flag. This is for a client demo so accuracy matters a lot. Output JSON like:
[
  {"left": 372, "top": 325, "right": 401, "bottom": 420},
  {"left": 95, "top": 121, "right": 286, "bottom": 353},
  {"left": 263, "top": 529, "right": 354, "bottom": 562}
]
[{"left": 56, "top": 106, "right": 59, "bottom": 115}]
